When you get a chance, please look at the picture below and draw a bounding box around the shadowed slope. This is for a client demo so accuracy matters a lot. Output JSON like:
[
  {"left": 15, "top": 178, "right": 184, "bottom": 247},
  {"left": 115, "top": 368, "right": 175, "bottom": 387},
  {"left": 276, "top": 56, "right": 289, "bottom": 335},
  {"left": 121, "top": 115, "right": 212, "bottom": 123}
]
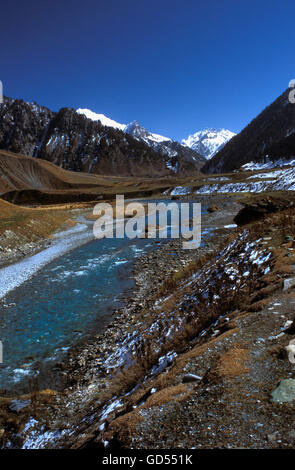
[{"left": 203, "top": 89, "right": 295, "bottom": 174}]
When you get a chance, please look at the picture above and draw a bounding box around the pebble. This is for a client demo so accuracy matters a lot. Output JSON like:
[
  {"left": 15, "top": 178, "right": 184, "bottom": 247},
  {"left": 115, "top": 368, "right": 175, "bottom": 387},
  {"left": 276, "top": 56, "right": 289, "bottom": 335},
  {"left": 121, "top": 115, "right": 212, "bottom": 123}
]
[{"left": 182, "top": 373, "right": 202, "bottom": 383}]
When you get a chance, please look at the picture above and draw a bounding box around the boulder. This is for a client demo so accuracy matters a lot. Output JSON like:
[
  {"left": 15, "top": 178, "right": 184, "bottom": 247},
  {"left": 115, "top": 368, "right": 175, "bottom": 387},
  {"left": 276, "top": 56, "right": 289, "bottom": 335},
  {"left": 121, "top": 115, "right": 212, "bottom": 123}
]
[
  {"left": 271, "top": 379, "right": 295, "bottom": 402},
  {"left": 207, "top": 206, "right": 219, "bottom": 213},
  {"left": 283, "top": 278, "right": 295, "bottom": 291},
  {"left": 234, "top": 197, "right": 293, "bottom": 226}
]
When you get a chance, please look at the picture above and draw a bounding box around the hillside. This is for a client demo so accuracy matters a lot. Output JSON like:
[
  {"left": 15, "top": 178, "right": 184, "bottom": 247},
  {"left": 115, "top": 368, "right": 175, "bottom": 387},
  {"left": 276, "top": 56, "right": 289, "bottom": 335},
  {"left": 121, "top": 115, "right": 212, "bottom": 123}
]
[
  {"left": 0, "top": 150, "right": 202, "bottom": 205},
  {"left": 203, "top": 88, "right": 295, "bottom": 173}
]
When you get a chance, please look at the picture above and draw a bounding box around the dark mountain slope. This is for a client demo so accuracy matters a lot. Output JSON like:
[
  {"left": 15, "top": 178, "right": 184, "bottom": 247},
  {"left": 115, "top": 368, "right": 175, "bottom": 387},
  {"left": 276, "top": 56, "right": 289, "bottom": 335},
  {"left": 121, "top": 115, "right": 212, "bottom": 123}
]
[
  {"left": 0, "top": 98, "right": 53, "bottom": 156},
  {"left": 0, "top": 98, "right": 202, "bottom": 177},
  {"left": 124, "top": 120, "right": 206, "bottom": 171},
  {"left": 203, "top": 88, "right": 295, "bottom": 173}
]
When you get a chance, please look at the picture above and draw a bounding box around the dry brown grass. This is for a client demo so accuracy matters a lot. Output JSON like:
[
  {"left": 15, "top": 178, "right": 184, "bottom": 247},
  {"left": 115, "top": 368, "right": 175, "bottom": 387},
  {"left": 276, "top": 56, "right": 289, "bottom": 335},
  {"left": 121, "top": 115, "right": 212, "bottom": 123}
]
[
  {"left": 103, "top": 384, "right": 189, "bottom": 446},
  {"left": 0, "top": 198, "right": 75, "bottom": 241},
  {"left": 0, "top": 149, "right": 205, "bottom": 203},
  {"left": 216, "top": 346, "right": 250, "bottom": 378}
]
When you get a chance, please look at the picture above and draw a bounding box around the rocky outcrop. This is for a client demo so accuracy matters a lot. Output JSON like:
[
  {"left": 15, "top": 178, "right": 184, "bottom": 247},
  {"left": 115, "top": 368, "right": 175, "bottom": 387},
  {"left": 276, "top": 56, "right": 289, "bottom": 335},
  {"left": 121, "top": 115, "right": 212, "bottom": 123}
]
[{"left": 234, "top": 196, "right": 294, "bottom": 225}]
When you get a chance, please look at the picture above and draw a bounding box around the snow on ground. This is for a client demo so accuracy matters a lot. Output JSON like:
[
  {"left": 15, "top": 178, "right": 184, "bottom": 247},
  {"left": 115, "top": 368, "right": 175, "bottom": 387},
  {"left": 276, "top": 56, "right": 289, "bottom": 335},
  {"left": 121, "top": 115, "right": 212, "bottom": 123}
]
[
  {"left": 170, "top": 186, "right": 192, "bottom": 196},
  {"left": 196, "top": 165, "right": 295, "bottom": 194},
  {"left": 100, "top": 399, "right": 124, "bottom": 422},
  {"left": 206, "top": 177, "right": 230, "bottom": 182},
  {"left": 241, "top": 157, "right": 295, "bottom": 171},
  {"left": 196, "top": 182, "right": 269, "bottom": 194},
  {"left": 21, "top": 417, "right": 72, "bottom": 449}
]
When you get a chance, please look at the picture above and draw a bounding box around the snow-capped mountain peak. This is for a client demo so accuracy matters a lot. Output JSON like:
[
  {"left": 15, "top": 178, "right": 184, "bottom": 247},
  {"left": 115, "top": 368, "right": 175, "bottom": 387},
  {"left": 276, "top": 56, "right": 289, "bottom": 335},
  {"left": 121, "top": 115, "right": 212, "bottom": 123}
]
[
  {"left": 76, "top": 110, "right": 172, "bottom": 145},
  {"left": 76, "top": 108, "right": 126, "bottom": 131},
  {"left": 124, "top": 120, "right": 171, "bottom": 145},
  {"left": 182, "top": 128, "right": 235, "bottom": 160}
]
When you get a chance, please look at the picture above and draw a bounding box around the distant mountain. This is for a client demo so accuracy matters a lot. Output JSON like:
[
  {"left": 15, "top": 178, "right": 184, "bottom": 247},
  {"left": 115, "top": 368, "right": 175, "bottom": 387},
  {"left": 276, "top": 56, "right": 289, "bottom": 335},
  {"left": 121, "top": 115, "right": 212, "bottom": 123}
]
[
  {"left": 0, "top": 98, "right": 203, "bottom": 177},
  {"left": 124, "top": 121, "right": 171, "bottom": 146},
  {"left": 124, "top": 121, "right": 205, "bottom": 171},
  {"left": 182, "top": 128, "right": 235, "bottom": 160},
  {"left": 203, "top": 88, "right": 295, "bottom": 174},
  {"left": 77, "top": 109, "right": 206, "bottom": 171}
]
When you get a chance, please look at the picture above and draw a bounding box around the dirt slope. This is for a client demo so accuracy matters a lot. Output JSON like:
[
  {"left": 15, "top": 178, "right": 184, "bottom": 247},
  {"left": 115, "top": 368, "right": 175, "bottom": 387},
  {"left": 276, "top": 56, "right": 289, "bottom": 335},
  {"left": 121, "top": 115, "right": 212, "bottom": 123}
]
[{"left": 0, "top": 150, "right": 195, "bottom": 204}]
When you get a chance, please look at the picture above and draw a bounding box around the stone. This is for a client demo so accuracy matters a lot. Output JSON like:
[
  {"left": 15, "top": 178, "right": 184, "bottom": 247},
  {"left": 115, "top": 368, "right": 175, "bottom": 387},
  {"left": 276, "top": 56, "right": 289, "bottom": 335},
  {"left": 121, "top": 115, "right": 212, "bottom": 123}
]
[
  {"left": 283, "top": 278, "right": 295, "bottom": 291},
  {"left": 267, "top": 432, "right": 278, "bottom": 442},
  {"left": 182, "top": 373, "right": 202, "bottom": 383},
  {"left": 207, "top": 206, "right": 219, "bottom": 213},
  {"left": 9, "top": 399, "right": 31, "bottom": 413},
  {"left": 271, "top": 379, "right": 295, "bottom": 402}
]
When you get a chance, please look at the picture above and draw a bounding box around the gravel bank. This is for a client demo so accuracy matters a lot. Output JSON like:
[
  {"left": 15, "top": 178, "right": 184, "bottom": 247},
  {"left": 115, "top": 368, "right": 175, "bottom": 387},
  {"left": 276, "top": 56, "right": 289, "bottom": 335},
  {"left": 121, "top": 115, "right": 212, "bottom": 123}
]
[{"left": 0, "top": 214, "right": 94, "bottom": 299}]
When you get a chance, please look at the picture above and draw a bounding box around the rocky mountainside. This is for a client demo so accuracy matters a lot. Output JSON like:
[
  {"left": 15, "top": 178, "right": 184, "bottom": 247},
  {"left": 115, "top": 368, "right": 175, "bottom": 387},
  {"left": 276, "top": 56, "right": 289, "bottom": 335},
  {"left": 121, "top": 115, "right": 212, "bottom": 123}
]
[
  {"left": 0, "top": 98, "right": 203, "bottom": 177},
  {"left": 124, "top": 121, "right": 206, "bottom": 171},
  {"left": 203, "top": 88, "right": 295, "bottom": 174},
  {"left": 77, "top": 110, "right": 206, "bottom": 171},
  {"left": 182, "top": 128, "right": 235, "bottom": 160}
]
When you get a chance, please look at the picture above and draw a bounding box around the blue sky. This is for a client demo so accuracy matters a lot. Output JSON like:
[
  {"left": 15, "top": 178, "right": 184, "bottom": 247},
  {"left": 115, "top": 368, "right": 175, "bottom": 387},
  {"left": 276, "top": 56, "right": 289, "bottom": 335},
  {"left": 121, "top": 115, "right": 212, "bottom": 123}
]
[{"left": 1, "top": 0, "right": 294, "bottom": 140}]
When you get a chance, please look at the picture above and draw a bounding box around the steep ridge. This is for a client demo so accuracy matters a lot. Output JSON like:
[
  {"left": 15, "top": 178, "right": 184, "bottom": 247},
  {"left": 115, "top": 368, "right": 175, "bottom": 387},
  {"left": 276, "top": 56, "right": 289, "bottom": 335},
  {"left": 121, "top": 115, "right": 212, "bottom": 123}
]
[
  {"left": 76, "top": 111, "right": 206, "bottom": 172},
  {"left": 203, "top": 88, "right": 295, "bottom": 173},
  {"left": 0, "top": 98, "right": 203, "bottom": 177},
  {"left": 124, "top": 121, "right": 206, "bottom": 171}
]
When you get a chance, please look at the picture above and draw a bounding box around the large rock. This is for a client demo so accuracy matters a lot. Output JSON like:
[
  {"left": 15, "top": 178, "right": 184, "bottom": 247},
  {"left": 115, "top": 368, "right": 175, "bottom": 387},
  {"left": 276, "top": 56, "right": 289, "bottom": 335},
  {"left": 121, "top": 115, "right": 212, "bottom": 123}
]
[
  {"left": 283, "top": 278, "right": 295, "bottom": 291},
  {"left": 271, "top": 379, "right": 295, "bottom": 402},
  {"left": 207, "top": 206, "right": 219, "bottom": 213},
  {"left": 234, "top": 197, "right": 293, "bottom": 226}
]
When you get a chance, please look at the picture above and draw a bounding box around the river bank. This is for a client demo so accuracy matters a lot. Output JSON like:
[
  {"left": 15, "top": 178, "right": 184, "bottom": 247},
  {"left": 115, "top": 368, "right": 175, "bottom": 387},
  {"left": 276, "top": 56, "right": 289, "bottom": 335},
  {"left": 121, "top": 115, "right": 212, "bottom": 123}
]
[
  {"left": 61, "top": 196, "right": 295, "bottom": 450},
  {"left": 0, "top": 194, "right": 246, "bottom": 448}
]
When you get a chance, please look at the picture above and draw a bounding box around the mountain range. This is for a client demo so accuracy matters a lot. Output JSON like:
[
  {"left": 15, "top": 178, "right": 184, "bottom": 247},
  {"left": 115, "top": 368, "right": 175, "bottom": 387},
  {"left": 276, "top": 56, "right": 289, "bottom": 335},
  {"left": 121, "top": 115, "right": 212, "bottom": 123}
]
[
  {"left": 1, "top": 87, "right": 293, "bottom": 180},
  {"left": 77, "top": 108, "right": 235, "bottom": 162},
  {"left": 0, "top": 98, "right": 206, "bottom": 177},
  {"left": 0, "top": 98, "right": 226, "bottom": 177}
]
